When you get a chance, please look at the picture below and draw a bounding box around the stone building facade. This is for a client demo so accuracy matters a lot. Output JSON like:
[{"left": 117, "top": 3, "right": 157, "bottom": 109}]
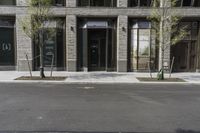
[{"left": 0, "top": 0, "right": 200, "bottom": 72}]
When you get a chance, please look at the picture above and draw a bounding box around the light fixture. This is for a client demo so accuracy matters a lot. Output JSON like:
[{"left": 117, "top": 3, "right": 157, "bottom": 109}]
[
  {"left": 122, "top": 27, "right": 126, "bottom": 31},
  {"left": 70, "top": 26, "right": 74, "bottom": 31}
]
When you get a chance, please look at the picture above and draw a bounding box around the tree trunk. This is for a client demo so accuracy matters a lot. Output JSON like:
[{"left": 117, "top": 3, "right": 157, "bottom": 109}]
[
  {"left": 160, "top": 7, "right": 165, "bottom": 80},
  {"left": 39, "top": 29, "right": 45, "bottom": 78},
  {"left": 161, "top": 49, "right": 165, "bottom": 80}
]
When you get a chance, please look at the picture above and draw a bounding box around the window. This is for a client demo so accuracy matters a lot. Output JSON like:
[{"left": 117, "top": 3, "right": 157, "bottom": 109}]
[
  {"left": 31, "top": 0, "right": 65, "bottom": 6},
  {"left": 182, "top": 0, "right": 192, "bottom": 6},
  {"left": 34, "top": 19, "right": 66, "bottom": 70},
  {"left": 171, "top": 21, "right": 199, "bottom": 72},
  {"left": 52, "top": 0, "right": 65, "bottom": 6},
  {"left": 179, "top": 21, "right": 199, "bottom": 41},
  {"left": 194, "top": 0, "right": 200, "bottom": 7},
  {"left": 129, "top": 0, "right": 138, "bottom": 7},
  {"left": 130, "top": 21, "right": 157, "bottom": 71},
  {"left": 129, "top": 0, "right": 152, "bottom": 7},
  {"left": 78, "top": 0, "right": 117, "bottom": 7},
  {"left": 174, "top": 0, "right": 200, "bottom": 7},
  {"left": 0, "top": 0, "right": 15, "bottom": 5},
  {"left": 174, "top": 0, "right": 181, "bottom": 7}
]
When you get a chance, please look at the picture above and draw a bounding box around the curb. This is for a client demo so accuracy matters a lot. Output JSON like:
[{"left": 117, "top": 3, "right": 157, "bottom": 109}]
[{"left": 0, "top": 80, "right": 200, "bottom": 84}]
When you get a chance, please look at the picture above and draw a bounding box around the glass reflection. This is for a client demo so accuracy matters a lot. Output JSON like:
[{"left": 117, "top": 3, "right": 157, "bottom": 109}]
[{"left": 130, "top": 21, "right": 156, "bottom": 71}]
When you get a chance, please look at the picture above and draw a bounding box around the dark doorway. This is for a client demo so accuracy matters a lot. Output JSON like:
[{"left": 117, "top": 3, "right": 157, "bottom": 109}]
[
  {"left": 171, "top": 21, "right": 199, "bottom": 72},
  {"left": 77, "top": 19, "right": 117, "bottom": 72},
  {"left": 171, "top": 41, "right": 197, "bottom": 72},
  {"left": 88, "top": 29, "right": 106, "bottom": 71}
]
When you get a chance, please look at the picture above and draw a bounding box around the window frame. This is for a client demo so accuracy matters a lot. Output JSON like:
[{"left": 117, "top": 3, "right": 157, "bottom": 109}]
[{"left": 77, "top": 0, "right": 117, "bottom": 7}]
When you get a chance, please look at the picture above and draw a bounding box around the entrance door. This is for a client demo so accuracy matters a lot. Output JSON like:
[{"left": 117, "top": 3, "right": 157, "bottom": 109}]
[{"left": 88, "top": 29, "right": 106, "bottom": 71}]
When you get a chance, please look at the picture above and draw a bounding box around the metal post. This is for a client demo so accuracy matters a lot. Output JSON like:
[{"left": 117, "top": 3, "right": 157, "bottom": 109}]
[
  {"left": 169, "top": 56, "right": 175, "bottom": 78},
  {"left": 25, "top": 53, "right": 32, "bottom": 77},
  {"left": 50, "top": 54, "right": 54, "bottom": 77},
  {"left": 148, "top": 61, "right": 153, "bottom": 79}
]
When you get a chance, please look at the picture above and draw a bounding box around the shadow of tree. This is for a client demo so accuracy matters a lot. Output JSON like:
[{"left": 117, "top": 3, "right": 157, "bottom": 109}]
[{"left": 176, "top": 129, "right": 200, "bottom": 133}]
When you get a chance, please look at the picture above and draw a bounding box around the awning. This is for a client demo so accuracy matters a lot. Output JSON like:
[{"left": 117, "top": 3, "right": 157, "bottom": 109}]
[{"left": 81, "top": 21, "right": 111, "bottom": 29}]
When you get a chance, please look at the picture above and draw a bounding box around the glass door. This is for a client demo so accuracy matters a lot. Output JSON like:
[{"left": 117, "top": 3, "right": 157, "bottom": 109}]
[
  {"left": 77, "top": 19, "right": 117, "bottom": 72},
  {"left": 88, "top": 29, "right": 106, "bottom": 71}
]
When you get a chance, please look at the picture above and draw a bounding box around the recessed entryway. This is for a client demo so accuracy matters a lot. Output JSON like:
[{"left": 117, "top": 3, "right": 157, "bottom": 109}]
[{"left": 77, "top": 19, "right": 117, "bottom": 72}]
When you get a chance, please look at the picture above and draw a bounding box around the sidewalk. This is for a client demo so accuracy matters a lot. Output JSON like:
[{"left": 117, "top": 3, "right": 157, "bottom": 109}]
[{"left": 0, "top": 71, "right": 200, "bottom": 84}]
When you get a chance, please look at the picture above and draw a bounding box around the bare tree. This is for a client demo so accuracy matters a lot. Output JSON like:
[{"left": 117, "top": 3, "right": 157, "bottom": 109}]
[
  {"left": 148, "top": 0, "right": 188, "bottom": 80},
  {"left": 19, "top": 0, "right": 53, "bottom": 78}
]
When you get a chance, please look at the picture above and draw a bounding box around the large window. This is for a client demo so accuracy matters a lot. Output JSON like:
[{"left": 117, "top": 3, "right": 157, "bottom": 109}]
[
  {"left": 34, "top": 19, "right": 66, "bottom": 70},
  {"left": 31, "top": 0, "right": 65, "bottom": 6},
  {"left": 129, "top": 0, "right": 152, "bottom": 7},
  {"left": 129, "top": 21, "right": 157, "bottom": 71},
  {"left": 0, "top": 0, "right": 15, "bottom": 5},
  {"left": 171, "top": 21, "right": 199, "bottom": 72},
  {"left": 78, "top": 0, "right": 117, "bottom": 7},
  {"left": 174, "top": 0, "right": 200, "bottom": 7}
]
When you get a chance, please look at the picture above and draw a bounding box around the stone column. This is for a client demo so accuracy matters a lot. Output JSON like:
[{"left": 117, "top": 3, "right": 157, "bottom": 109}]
[
  {"left": 158, "top": 0, "right": 171, "bottom": 71},
  {"left": 16, "top": 14, "right": 33, "bottom": 71},
  {"left": 66, "top": 15, "right": 77, "bottom": 71},
  {"left": 66, "top": 0, "right": 76, "bottom": 7},
  {"left": 117, "top": 15, "right": 128, "bottom": 72},
  {"left": 118, "top": 0, "right": 128, "bottom": 7}
]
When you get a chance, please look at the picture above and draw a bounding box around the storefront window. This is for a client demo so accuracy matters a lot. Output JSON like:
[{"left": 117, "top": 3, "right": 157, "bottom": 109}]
[
  {"left": 0, "top": 18, "right": 15, "bottom": 66},
  {"left": 0, "top": 0, "right": 15, "bottom": 5},
  {"left": 34, "top": 19, "right": 65, "bottom": 70},
  {"left": 31, "top": 0, "right": 65, "bottom": 6},
  {"left": 171, "top": 21, "right": 199, "bottom": 72},
  {"left": 130, "top": 21, "right": 156, "bottom": 71},
  {"left": 78, "top": 0, "right": 117, "bottom": 7},
  {"left": 138, "top": 29, "right": 150, "bottom": 56}
]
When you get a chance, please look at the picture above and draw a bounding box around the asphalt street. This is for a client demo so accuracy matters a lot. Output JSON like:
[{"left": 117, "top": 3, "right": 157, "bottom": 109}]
[{"left": 0, "top": 83, "right": 200, "bottom": 133}]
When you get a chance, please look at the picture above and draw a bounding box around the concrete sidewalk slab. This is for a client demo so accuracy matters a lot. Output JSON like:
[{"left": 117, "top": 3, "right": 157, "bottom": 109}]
[{"left": 0, "top": 71, "right": 200, "bottom": 84}]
